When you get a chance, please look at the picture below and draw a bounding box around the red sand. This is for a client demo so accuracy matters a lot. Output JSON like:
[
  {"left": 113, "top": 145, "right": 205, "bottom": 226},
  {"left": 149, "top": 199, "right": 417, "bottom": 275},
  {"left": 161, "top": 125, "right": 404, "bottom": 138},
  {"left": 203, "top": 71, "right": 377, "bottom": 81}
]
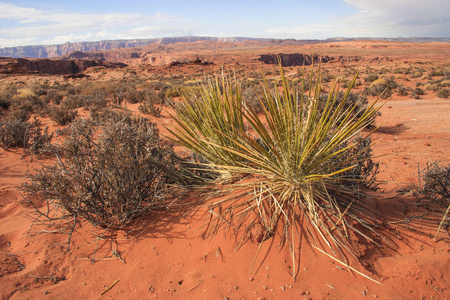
[{"left": 1, "top": 41, "right": 450, "bottom": 299}]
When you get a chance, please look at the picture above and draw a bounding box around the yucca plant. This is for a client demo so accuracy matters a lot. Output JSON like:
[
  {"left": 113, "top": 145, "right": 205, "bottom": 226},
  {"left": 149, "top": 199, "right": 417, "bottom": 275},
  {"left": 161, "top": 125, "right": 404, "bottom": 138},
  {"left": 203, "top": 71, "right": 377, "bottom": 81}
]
[
  {"left": 169, "top": 64, "right": 382, "bottom": 279},
  {"left": 168, "top": 74, "right": 246, "bottom": 168}
]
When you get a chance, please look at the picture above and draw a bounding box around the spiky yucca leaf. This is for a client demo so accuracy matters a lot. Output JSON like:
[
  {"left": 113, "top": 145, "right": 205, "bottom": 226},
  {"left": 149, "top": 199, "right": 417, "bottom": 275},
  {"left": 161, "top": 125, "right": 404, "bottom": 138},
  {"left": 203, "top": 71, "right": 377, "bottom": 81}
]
[
  {"left": 169, "top": 65, "right": 382, "bottom": 278},
  {"left": 167, "top": 74, "right": 246, "bottom": 168}
]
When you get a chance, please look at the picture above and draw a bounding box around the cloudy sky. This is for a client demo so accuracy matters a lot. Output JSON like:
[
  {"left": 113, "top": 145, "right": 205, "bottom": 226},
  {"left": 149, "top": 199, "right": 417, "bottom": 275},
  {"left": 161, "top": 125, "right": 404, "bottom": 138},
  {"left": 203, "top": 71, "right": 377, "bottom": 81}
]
[{"left": 0, "top": 0, "right": 449, "bottom": 48}]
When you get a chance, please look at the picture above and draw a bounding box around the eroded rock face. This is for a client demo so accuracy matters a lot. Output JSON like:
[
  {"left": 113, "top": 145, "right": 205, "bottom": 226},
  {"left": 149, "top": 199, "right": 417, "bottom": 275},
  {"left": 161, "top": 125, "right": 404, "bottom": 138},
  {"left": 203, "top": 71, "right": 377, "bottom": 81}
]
[
  {"left": 0, "top": 37, "right": 255, "bottom": 59},
  {"left": 0, "top": 57, "right": 127, "bottom": 75},
  {"left": 258, "top": 53, "right": 363, "bottom": 66},
  {"left": 258, "top": 53, "right": 331, "bottom": 66}
]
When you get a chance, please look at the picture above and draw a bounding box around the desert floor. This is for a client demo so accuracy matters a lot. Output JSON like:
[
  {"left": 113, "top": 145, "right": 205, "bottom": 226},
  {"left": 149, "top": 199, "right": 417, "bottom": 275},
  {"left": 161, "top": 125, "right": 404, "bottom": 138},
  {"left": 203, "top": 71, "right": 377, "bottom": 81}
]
[{"left": 1, "top": 40, "right": 449, "bottom": 299}]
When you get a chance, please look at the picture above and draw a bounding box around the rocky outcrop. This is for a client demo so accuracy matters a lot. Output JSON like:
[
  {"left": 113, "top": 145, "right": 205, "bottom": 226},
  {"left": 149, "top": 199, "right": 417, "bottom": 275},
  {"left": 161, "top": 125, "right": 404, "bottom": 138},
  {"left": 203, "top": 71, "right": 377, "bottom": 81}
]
[
  {"left": 258, "top": 53, "right": 364, "bottom": 66},
  {"left": 0, "top": 57, "right": 127, "bottom": 75},
  {"left": 258, "top": 53, "right": 331, "bottom": 66}
]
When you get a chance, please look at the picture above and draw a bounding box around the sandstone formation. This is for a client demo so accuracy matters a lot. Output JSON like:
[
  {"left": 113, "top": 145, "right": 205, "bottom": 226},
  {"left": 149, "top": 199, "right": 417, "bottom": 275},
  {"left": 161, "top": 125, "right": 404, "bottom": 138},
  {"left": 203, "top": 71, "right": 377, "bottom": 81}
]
[
  {"left": 0, "top": 37, "right": 273, "bottom": 59},
  {"left": 0, "top": 57, "right": 126, "bottom": 75},
  {"left": 258, "top": 53, "right": 364, "bottom": 66}
]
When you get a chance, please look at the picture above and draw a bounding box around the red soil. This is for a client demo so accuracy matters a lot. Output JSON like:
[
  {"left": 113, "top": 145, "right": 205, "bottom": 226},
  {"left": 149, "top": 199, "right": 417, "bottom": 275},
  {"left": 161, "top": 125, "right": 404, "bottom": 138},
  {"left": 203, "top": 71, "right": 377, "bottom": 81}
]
[{"left": 1, "top": 41, "right": 449, "bottom": 299}]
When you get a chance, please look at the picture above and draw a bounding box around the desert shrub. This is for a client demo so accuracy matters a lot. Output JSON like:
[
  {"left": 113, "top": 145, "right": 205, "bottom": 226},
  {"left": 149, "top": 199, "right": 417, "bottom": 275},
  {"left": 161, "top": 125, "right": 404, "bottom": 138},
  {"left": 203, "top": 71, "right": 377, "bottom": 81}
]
[
  {"left": 48, "top": 106, "right": 78, "bottom": 125},
  {"left": 397, "top": 86, "right": 409, "bottom": 96},
  {"left": 44, "top": 89, "right": 64, "bottom": 105},
  {"left": 90, "top": 108, "right": 132, "bottom": 125},
  {"left": 22, "top": 115, "right": 205, "bottom": 229},
  {"left": 126, "top": 89, "right": 145, "bottom": 104},
  {"left": 365, "top": 77, "right": 397, "bottom": 99},
  {"left": 0, "top": 86, "right": 13, "bottom": 110},
  {"left": 430, "top": 69, "right": 445, "bottom": 77},
  {"left": 364, "top": 73, "right": 378, "bottom": 83},
  {"left": 112, "top": 87, "right": 127, "bottom": 105},
  {"left": 0, "top": 115, "right": 50, "bottom": 153},
  {"left": 319, "top": 91, "right": 378, "bottom": 128},
  {"left": 422, "top": 162, "right": 450, "bottom": 239},
  {"left": 441, "top": 80, "right": 450, "bottom": 87},
  {"left": 414, "top": 87, "right": 425, "bottom": 95},
  {"left": 61, "top": 95, "right": 86, "bottom": 109},
  {"left": 165, "top": 87, "right": 181, "bottom": 98},
  {"left": 411, "top": 71, "right": 423, "bottom": 78},
  {"left": 423, "top": 162, "right": 450, "bottom": 205},
  {"left": 424, "top": 83, "right": 439, "bottom": 91},
  {"left": 170, "top": 66, "right": 382, "bottom": 271},
  {"left": 138, "top": 89, "right": 164, "bottom": 116},
  {"left": 10, "top": 94, "right": 47, "bottom": 116},
  {"left": 0, "top": 116, "right": 29, "bottom": 149},
  {"left": 437, "top": 88, "right": 450, "bottom": 99},
  {"left": 24, "top": 123, "right": 53, "bottom": 155},
  {"left": 242, "top": 85, "right": 265, "bottom": 114}
]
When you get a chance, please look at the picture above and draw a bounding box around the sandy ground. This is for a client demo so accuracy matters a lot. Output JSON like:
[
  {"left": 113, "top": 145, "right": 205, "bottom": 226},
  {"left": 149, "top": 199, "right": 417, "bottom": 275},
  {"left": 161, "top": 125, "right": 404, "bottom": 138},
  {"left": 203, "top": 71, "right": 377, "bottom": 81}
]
[{"left": 1, "top": 41, "right": 449, "bottom": 299}]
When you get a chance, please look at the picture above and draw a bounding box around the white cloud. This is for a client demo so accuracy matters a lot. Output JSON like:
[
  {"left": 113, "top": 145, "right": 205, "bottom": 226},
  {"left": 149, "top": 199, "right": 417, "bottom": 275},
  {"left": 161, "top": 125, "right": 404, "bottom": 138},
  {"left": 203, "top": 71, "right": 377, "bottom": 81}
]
[
  {"left": 267, "top": 0, "right": 450, "bottom": 38},
  {"left": 0, "top": 2, "right": 197, "bottom": 47}
]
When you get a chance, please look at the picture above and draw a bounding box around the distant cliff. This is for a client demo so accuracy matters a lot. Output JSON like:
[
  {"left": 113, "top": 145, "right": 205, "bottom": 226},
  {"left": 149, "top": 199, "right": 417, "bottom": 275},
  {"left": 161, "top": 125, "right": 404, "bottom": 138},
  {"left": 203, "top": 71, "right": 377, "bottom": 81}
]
[
  {"left": 0, "top": 37, "right": 263, "bottom": 58},
  {"left": 0, "top": 57, "right": 127, "bottom": 75}
]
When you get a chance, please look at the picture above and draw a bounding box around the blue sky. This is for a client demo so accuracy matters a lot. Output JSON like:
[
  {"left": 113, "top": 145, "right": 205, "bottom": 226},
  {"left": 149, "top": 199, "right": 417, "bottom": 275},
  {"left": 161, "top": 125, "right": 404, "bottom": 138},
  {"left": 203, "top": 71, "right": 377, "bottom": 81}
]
[{"left": 0, "top": 0, "right": 449, "bottom": 47}]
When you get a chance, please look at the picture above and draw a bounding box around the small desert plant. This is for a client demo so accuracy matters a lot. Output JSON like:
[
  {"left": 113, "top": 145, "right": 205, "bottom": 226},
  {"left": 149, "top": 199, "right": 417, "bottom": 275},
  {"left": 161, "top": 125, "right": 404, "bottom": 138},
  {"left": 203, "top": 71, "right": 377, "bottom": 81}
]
[
  {"left": 365, "top": 77, "right": 397, "bottom": 99},
  {"left": 170, "top": 64, "right": 382, "bottom": 276},
  {"left": 22, "top": 115, "right": 205, "bottom": 230},
  {"left": 423, "top": 162, "right": 450, "bottom": 205},
  {"left": 364, "top": 73, "right": 379, "bottom": 83},
  {"left": 48, "top": 106, "right": 78, "bottom": 125},
  {"left": 437, "top": 88, "right": 450, "bottom": 99},
  {"left": 0, "top": 116, "right": 30, "bottom": 149},
  {"left": 422, "top": 162, "right": 450, "bottom": 240},
  {"left": 138, "top": 89, "right": 164, "bottom": 116},
  {"left": 396, "top": 86, "right": 409, "bottom": 96},
  {"left": 0, "top": 116, "right": 51, "bottom": 153}
]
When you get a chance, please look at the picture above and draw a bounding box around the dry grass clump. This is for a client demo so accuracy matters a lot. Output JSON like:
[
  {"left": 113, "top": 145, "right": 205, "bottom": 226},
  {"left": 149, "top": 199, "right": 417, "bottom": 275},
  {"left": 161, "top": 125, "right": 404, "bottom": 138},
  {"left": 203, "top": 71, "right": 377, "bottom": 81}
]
[
  {"left": 22, "top": 113, "right": 205, "bottom": 230},
  {"left": 365, "top": 77, "right": 397, "bottom": 99},
  {"left": 170, "top": 64, "right": 382, "bottom": 275}
]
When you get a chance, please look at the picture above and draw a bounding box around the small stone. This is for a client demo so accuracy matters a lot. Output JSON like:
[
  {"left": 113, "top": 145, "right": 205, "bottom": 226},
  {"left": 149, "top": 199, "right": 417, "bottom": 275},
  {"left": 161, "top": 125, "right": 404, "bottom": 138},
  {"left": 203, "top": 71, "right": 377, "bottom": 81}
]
[
  {"left": 262, "top": 285, "right": 268, "bottom": 290},
  {"left": 280, "top": 286, "right": 286, "bottom": 291},
  {"left": 251, "top": 223, "right": 265, "bottom": 243},
  {"left": 248, "top": 277, "right": 254, "bottom": 281},
  {"left": 361, "top": 291, "right": 367, "bottom": 296},
  {"left": 287, "top": 284, "right": 293, "bottom": 289},
  {"left": 233, "top": 286, "right": 238, "bottom": 290}
]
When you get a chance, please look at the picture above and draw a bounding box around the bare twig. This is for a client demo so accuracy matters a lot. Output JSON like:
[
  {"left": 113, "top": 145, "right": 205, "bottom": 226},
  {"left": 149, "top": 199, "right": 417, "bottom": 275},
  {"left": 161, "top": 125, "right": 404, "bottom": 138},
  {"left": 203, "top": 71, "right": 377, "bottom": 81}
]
[{"left": 100, "top": 280, "right": 119, "bottom": 295}]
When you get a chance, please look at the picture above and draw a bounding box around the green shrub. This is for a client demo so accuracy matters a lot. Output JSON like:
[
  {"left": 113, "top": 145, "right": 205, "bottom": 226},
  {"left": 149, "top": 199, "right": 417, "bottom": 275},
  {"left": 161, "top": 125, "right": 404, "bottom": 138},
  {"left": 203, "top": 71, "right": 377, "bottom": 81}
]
[{"left": 170, "top": 65, "right": 382, "bottom": 271}]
